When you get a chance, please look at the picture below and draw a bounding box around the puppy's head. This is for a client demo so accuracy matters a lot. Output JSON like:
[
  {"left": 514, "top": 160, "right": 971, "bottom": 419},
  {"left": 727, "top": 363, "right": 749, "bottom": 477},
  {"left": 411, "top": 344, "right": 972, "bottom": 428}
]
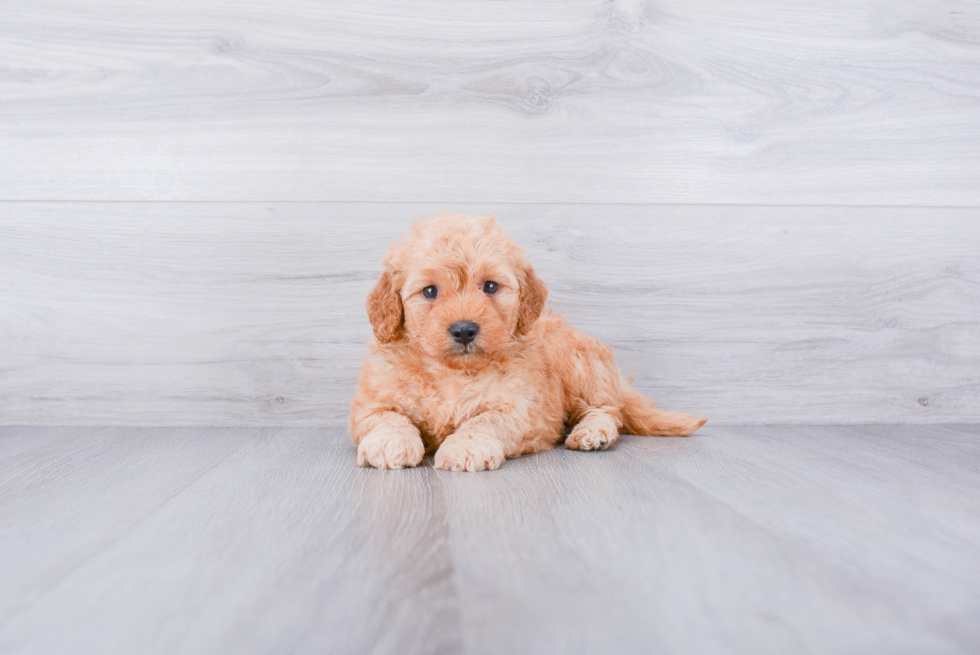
[{"left": 367, "top": 212, "right": 547, "bottom": 368}]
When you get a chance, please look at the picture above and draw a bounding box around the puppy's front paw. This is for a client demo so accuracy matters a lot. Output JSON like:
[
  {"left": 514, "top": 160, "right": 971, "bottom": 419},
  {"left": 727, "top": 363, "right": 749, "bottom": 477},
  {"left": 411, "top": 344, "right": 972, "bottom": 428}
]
[
  {"left": 565, "top": 413, "right": 620, "bottom": 451},
  {"left": 434, "top": 435, "right": 506, "bottom": 472},
  {"left": 357, "top": 427, "right": 425, "bottom": 470}
]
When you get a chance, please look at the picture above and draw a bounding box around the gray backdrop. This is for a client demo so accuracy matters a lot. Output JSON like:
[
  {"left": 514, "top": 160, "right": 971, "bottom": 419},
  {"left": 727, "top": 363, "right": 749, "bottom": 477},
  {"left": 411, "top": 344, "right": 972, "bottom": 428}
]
[{"left": 2, "top": 0, "right": 978, "bottom": 425}]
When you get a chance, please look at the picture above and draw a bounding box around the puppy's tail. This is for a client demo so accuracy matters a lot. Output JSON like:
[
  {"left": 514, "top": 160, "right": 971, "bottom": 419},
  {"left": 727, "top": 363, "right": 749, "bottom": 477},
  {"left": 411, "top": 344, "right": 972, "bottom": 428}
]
[{"left": 620, "top": 389, "right": 706, "bottom": 437}]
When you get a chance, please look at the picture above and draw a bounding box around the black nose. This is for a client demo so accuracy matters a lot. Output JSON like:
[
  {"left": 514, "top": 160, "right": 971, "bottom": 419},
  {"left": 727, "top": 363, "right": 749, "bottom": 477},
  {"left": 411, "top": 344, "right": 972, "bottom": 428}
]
[{"left": 449, "top": 321, "right": 480, "bottom": 346}]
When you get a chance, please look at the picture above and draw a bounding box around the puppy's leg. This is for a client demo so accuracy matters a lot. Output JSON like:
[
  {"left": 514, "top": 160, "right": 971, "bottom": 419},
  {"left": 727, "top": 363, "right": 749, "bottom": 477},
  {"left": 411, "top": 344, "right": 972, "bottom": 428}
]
[
  {"left": 565, "top": 407, "right": 620, "bottom": 451},
  {"left": 545, "top": 318, "right": 706, "bottom": 441},
  {"left": 433, "top": 411, "right": 518, "bottom": 472},
  {"left": 353, "top": 410, "right": 425, "bottom": 470}
]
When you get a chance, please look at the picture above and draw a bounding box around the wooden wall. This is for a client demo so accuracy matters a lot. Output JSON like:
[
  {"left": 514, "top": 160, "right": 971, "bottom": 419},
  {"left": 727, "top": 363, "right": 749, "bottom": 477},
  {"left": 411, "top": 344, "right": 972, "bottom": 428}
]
[{"left": 1, "top": 0, "right": 978, "bottom": 425}]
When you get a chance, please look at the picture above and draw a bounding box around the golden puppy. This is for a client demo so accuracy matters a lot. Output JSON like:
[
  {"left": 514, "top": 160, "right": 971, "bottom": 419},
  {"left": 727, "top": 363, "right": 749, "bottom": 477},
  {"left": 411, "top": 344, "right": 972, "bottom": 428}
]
[{"left": 350, "top": 212, "right": 706, "bottom": 472}]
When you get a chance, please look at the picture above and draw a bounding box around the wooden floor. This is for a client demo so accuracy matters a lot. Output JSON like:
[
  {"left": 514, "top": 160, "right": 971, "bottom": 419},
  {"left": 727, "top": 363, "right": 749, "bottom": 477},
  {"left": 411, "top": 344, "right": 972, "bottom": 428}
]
[{"left": 1, "top": 425, "right": 978, "bottom": 654}]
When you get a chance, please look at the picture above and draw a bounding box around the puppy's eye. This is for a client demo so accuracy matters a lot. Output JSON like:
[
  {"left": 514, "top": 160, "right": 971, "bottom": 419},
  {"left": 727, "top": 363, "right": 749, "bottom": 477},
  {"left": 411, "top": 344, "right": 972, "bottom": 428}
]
[
  {"left": 483, "top": 280, "right": 499, "bottom": 296},
  {"left": 422, "top": 285, "right": 439, "bottom": 300}
]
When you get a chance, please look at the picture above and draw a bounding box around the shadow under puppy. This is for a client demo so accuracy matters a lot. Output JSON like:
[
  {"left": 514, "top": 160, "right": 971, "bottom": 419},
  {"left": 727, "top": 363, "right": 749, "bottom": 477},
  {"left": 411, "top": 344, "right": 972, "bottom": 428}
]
[{"left": 350, "top": 212, "right": 706, "bottom": 472}]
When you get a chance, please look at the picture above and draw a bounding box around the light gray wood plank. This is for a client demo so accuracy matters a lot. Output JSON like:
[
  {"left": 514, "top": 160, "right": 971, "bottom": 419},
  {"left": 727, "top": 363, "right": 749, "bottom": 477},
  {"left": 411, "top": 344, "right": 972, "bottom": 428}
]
[
  {"left": 0, "top": 427, "right": 461, "bottom": 655},
  {"left": 0, "top": 427, "right": 83, "bottom": 463},
  {"left": 1, "top": 425, "right": 977, "bottom": 654},
  {"left": 438, "top": 424, "right": 980, "bottom": 655},
  {"left": 0, "top": 427, "right": 250, "bottom": 624},
  {"left": 2, "top": 203, "right": 978, "bottom": 425},
  {"left": 1, "top": 0, "right": 978, "bottom": 203}
]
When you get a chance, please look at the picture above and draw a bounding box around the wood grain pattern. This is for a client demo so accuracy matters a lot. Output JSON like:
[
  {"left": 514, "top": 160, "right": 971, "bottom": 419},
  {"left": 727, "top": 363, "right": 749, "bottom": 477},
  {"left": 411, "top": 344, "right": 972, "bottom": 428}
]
[
  {"left": 1, "top": 425, "right": 978, "bottom": 654},
  {"left": 1, "top": 0, "right": 978, "bottom": 203},
  {"left": 2, "top": 203, "right": 978, "bottom": 425},
  {"left": 439, "top": 425, "right": 980, "bottom": 654},
  {"left": 0, "top": 427, "right": 461, "bottom": 654},
  {"left": 0, "top": 427, "right": 250, "bottom": 623}
]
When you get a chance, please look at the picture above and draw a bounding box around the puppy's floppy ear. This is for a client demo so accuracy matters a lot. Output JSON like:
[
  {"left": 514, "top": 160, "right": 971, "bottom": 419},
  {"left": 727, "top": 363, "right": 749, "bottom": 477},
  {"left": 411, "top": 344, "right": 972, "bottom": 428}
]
[
  {"left": 516, "top": 264, "right": 548, "bottom": 336},
  {"left": 366, "top": 269, "right": 404, "bottom": 343}
]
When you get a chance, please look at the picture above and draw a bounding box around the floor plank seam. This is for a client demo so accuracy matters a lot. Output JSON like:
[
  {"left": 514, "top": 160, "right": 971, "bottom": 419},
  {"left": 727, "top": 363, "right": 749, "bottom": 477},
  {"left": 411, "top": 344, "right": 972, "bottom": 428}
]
[{"left": 426, "top": 463, "right": 472, "bottom": 655}]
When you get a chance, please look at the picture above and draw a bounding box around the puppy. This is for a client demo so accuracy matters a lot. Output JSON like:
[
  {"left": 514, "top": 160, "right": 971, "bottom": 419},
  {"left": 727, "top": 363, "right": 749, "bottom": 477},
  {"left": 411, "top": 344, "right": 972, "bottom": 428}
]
[{"left": 350, "top": 212, "right": 706, "bottom": 472}]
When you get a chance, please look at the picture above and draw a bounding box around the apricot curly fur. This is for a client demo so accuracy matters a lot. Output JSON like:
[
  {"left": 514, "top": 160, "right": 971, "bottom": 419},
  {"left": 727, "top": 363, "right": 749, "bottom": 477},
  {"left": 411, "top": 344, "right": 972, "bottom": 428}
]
[{"left": 350, "top": 212, "right": 706, "bottom": 472}]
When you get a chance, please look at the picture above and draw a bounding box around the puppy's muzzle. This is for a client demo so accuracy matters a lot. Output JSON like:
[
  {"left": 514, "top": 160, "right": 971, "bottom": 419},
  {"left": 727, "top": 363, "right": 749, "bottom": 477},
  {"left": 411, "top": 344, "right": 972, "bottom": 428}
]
[{"left": 449, "top": 321, "right": 479, "bottom": 346}]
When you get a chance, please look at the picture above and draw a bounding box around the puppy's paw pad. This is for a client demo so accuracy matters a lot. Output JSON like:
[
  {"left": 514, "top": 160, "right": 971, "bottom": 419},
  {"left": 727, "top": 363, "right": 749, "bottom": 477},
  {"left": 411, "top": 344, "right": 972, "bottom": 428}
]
[
  {"left": 434, "top": 437, "right": 506, "bottom": 472},
  {"left": 357, "top": 430, "right": 425, "bottom": 469},
  {"left": 566, "top": 423, "right": 619, "bottom": 451}
]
